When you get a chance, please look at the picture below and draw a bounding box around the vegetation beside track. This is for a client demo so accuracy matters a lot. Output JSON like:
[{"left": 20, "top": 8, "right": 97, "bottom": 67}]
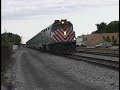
[
  {"left": 1, "top": 32, "right": 21, "bottom": 85},
  {"left": 1, "top": 46, "right": 13, "bottom": 84}
]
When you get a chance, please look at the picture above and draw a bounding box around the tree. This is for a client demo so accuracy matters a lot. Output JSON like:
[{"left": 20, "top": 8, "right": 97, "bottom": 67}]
[
  {"left": 92, "top": 22, "right": 107, "bottom": 34},
  {"left": 113, "top": 39, "right": 117, "bottom": 45},
  {"left": 105, "top": 36, "right": 111, "bottom": 42},
  {"left": 105, "top": 21, "right": 119, "bottom": 33},
  {"left": 92, "top": 21, "right": 119, "bottom": 34},
  {"left": 1, "top": 32, "right": 21, "bottom": 47}
]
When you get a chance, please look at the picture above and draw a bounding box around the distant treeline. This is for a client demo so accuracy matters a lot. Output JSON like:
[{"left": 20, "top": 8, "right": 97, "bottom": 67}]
[
  {"left": 92, "top": 21, "right": 119, "bottom": 34},
  {"left": 1, "top": 32, "right": 21, "bottom": 47}
]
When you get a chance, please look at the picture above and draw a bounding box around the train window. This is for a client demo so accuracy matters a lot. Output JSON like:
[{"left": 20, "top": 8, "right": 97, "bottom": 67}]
[
  {"left": 50, "top": 26, "right": 52, "bottom": 30},
  {"left": 44, "top": 29, "right": 47, "bottom": 32},
  {"left": 52, "top": 24, "right": 73, "bottom": 32}
]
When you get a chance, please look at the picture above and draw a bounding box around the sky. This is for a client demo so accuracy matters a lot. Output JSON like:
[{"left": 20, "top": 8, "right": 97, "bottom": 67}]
[{"left": 1, "top": 0, "right": 119, "bottom": 44}]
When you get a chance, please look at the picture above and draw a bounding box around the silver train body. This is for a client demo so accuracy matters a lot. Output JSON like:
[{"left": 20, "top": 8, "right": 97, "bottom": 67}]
[{"left": 26, "top": 19, "right": 76, "bottom": 54}]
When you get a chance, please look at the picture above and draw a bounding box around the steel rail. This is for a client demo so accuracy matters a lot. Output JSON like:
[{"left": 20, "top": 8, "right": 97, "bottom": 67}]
[
  {"left": 76, "top": 50, "right": 119, "bottom": 57},
  {"left": 65, "top": 53, "right": 119, "bottom": 69}
]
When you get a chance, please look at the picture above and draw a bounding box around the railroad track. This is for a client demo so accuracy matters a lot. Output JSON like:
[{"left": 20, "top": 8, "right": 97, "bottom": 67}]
[
  {"left": 76, "top": 51, "right": 119, "bottom": 57},
  {"left": 65, "top": 52, "right": 119, "bottom": 69},
  {"left": 76, "top": 47, "right": 119, "bottom": 57},
  {"left": 76, "top": 47, "right": 119, "bottom": 53},
  {"left": 38, "top": 47, "right": 119, "bottom": 69}
]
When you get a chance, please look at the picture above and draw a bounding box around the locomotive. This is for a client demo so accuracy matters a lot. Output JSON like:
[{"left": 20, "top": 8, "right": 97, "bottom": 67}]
[{"left": 26, "top": 19, "right": 76, "bottom": 54}]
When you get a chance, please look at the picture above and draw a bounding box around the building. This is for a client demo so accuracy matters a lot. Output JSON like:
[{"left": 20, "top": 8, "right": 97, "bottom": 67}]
[
  {"left": 77, "top": 33, "right": 119, "bottom": 46},
  {"left": 76, "top": 35, "right": 84, "bottom": 46}
]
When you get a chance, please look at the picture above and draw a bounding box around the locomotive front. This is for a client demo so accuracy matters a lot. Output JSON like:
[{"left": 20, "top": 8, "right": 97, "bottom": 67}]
[{"left": 49, "top": 19, "right": 76, "bottom": 53}]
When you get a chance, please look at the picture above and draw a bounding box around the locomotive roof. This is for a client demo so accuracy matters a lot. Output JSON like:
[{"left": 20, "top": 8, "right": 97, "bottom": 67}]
[{"left": 26, "top": 19, "right": 72, "bottom": 43}]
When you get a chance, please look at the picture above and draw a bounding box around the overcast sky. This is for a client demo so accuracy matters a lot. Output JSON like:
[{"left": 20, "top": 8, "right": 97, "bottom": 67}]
[{"left": 2, "top": 0, "right": 119, "bottom": 44}]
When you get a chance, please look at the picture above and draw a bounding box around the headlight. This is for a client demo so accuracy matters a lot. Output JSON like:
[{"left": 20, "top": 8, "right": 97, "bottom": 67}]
[
  {"left": 64, "top": 31, "right": 66, "bottom": 35},
  {"left": 61, "top": 21, "right": 64, "bottom": 24},
  {"left": 74, "top": 37, "right": 76, "bottom": 40}
]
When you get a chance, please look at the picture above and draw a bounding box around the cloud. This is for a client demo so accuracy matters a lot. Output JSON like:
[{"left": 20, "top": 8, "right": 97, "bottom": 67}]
[{"left": 2, "top": 0, "right": 119, "bottom": 20}]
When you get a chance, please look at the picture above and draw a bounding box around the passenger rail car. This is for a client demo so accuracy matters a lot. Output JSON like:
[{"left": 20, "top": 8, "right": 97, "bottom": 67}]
[{"left": 26, "top": 19, "right": 76, "bottom": 54}]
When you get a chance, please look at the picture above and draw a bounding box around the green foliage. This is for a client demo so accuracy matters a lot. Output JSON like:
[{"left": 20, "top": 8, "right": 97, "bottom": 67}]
[
  {"left": 105, "top": 21, "right": 119, "bottom": 33},
  {"left": 95, "top": 22, "right": 107, "bottom": 33},
  {"left": 92, "top": 21, "right": 119, "bottom": 34},
  {"left": 105, "top": 36, "right": 111, "bottom": 42},
  {"left": 1, "top": 32, "right": 21, "bottom": 47},
  {"left": 113, "top": 39, "right": 117, "bottom": 45},
  {"left": 1, "top": 46, "right": 12, "bottom": 84}
]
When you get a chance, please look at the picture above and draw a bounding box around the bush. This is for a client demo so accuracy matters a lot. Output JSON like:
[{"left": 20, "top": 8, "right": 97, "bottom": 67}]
[{"left": 1, "top": 46, "right": 12, "bottom": 84}]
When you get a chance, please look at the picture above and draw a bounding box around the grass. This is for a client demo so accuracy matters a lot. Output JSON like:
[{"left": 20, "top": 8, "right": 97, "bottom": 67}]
[{"left": 1, "top": 46, "right": 13, "bottom": 85}]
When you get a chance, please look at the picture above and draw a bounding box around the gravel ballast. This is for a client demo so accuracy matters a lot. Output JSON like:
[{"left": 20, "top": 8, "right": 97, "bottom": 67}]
[{"left": 4, "top": 48, "right": 119, "bottom": 90}]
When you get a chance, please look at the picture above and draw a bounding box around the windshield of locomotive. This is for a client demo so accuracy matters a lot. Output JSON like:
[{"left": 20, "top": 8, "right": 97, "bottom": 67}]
[{"left": 52, "top": 23, "right": 73, "bottom": 32}]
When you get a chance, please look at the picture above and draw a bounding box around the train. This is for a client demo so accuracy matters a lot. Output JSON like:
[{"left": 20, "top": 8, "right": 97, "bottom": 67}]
[{"left": 26, "top": 19, "right": 76, "bottom": 54}]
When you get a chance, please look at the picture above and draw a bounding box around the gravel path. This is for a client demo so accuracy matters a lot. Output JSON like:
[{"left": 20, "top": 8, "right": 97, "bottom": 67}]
[{"left": 5, "top": 48, "right": 119, "bottom": 90}]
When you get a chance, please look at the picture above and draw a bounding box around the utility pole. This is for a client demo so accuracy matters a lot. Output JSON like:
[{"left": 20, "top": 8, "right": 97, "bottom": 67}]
[{"left": 4, "top": 27, "right": 7, "bottom": 42}]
